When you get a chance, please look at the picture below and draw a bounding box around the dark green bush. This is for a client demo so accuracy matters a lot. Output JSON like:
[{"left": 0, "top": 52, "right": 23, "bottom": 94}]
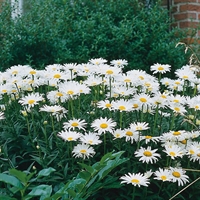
[{"left": 0, "top": 0, "right": 190, "bottom": 73}]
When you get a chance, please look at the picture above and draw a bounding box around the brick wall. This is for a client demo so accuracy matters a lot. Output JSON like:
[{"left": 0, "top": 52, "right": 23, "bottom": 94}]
[{"left": 170, "top": 0, "right": 200, "bottom": 39}]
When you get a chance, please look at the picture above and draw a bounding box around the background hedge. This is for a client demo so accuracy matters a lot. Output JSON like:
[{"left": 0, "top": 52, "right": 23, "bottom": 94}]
[{"left": 0, "top": 0, "right": 191, "bottom": 74}]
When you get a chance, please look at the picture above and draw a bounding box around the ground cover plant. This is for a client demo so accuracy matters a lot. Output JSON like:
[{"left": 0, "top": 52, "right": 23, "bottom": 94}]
[{"left": 0, "top": 44, "right": 200, "bottom": 199}]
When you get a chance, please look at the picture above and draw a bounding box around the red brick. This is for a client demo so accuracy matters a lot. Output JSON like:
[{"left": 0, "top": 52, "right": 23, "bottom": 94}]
[
  {"left": 173, "top": 13, "right": 196, "bottom": 21},
  {"left": 179, "top": 21, "right": 199, "bottom": 28},
  {"left": 174, "top": 0, "right": 197, "bottom": 4},
  {"left": 180, "top": 4, "right": 200, "bottom": 12}
]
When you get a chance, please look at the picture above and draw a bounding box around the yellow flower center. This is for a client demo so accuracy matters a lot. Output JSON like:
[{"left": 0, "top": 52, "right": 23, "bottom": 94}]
[
  {"left": 106, "top": 70, "right": 114, "bottom": 75},
  {"left": 124, "top": 79, "right": 131, "bottom": 83},
  {"left": 183, "top": 75, "right": 188, "bottom": 79},
  {"left": 100, "top": 123, "right": 108, "bottom": 129},
  {"left": 88, "top": 140, "right": 93, "bottom": 144},
  {"left": 139, "top": 76, "right": 144, "bottom": 80},
  {"left": 197, "top": 153, "right": 200, "bottom": 157},
  {"left": 175, "top": 81, "right": 180, "bottom": 85},
  {"left": 30, "top": 70, "right": 36, "bottom": 75},
  {"left": 145, "top": 135, "right": 152, "bottom": 139},
  {"left": 80, "top": 149, "right": 87, "bottom": 154},
  {"left": 169, "top": 152, "right": 176, "bottom": 157},
  {"left": 195, "top": 105, "right": 199, "bottom": 109},
  {"left": 158, "top": 66, "right": 164, "bottom": 71},
  {"left": 54, "top": 74, "right": 61, "bottom": 79},
  {"left": 28, "top": 99, "right": 35, "bottom": 105},
  {"left": 119, "top": 106, "right": 126, "bottom": 111},
  {"left": 133, "top": 104, "right": 138, "bottom": 108},
  {"left": 67, "top": 137, "right": 73, "bottom": 141},
  {"left": 180, "top": 139, "right": 187, "bottom": 144},
  {"left": 12, "top": 70, "right": 18, "bottom": 75},
  {"left": 126, "top": 131, "right": 133, "bottom": 136},
  {"left": 173, "top": 131, "right": 181, "bottom": 136},
  {"left": 71, "top": 122, "right": 79, "bottom": 127},
  {"left": 143, "top": 151, "right": 152, "bottom": 157},
  {"left": 161, "top": 94, "right": 167, "bottom": 99},
  {"left": 189, "top": 150, "right": 195, "bottom": 154},
  {"left": 174, "top": 107, "right": 180, "bottom": 112},
  {"left": 140, "top": 98, "right": 147, "bottom": 103},
  {"left": 115, "top": 133, "right": 121, "bottom": 138},
  {"left": 161, "top": 175, "right": 167, "bottom": 181},
  {"left": 56, "top": 92, "right": 63, "bottom": 97},
  {"left": 172, "top": 171, "right": 181, "bottom": 178},
  {"left": 136, "top": 126, "right": 143, "bottom": 130},
  {"left": 131, "top": 179, "right": 139, "bottom": 183},
  {"left": 105, "top": 103, "right": 111, "bottom": 108},
  {"left": 67, "top": 90, "right": 74, "bottom": 95},
  {"left": 173, "top": 99, "right": 179, "bottom": 103},
  {"left": 2, "top": 89, "right": 7, "bottom": 93},
  {"left": 145, "top": 83, "right": 151, "bottom": 87}
]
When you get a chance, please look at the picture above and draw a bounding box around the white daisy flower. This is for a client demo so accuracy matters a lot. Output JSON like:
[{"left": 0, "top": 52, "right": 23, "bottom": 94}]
[
  {"left": 169, "top": 167, "right": 189, "bottom": 186},
  {"left": 80, "top": 132, "right": 102, "bottom": 145},
  {"left": 130, "top": 122, "right": 149, "bottom": 131},
  {"left": 163, "top": 145, "right": 185, "bottom": 160},
  {"left": 72, "top": 143, "right": 95, "bottom": 159},
  {"left": 120, "top": 172, "right": 150, "bottom": 187},
  {"left": 18, "top": 92, "right": 44, "bottom": 108},
  {"left": 124, "top": 128, "right": 139, "bottom": 143},
  {"left": 63, "top": 118, "right": 87, "bottom": 131},
  {"left": 150, "top": 63, "right": 171, "bottom": 74},
  {"left": 57, "top": 130, "right": 80, "bottom": 142},
  {"left": 112, "top": 128, "right": 125, "bottom": 139},
  {"left": 154, "top": 168, "right": 172, "bottom": 182},
  {"left": 111, "top": 99, "right": 133, "bottom": 112},
  {"left": 91, "top": 117, "right": 116, "bottom": 135},
  {"left": 134, "top": 146, "right": 161, "bottom": 164}
]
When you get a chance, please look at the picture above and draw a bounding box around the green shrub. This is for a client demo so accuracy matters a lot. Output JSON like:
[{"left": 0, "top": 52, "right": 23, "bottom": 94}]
[{"left": 0, "top": 0, "right": 190, "bottom": 73}]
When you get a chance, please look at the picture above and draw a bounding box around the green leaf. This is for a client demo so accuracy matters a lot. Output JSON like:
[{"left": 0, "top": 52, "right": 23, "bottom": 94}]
[
  {"left": 79, "top": 171, "right": 91, "bottom": 182},
  {"left": 0, "top": 173, "right": 24, "bottom": 189},
  {"left": 78, "top": 162, "right": 94, "bottom": 174},
  {"left": 27, "top": 184, "right": 52, "bottom": 198},
  {"left": 0, "top": 196, "right": 17, "bottom": 200},
  {"left": 9, "top": 169, "right": 27, "bottom": 184},
  {"left": 37, "top": 167, "right": 56, "bottom": 178}
]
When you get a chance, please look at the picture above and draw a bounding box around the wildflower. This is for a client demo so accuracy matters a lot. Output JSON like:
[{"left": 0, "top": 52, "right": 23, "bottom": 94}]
[
  {"left": 47, "top": 90, "right": 68, "bottom": 104},
  {"left": 112, "top": 128, "right": 125, "bottom": 139},
  {"left": 110, "top": 59, "right": 128, "bottom": 68},
  {"left": 168, "top": 103, "right": 187, "bottom": 114},
  {"left": 124, "top": 128, "right": 139, "bottom": 143},
  {"left": 18, "top": 93, "right": 44, "bottom": 108},
  {"left": 130, "top": 122, "right": 149, "bottom": 131},
  {"left": 89, "top": 58, "right": 107, "bottom": 65},
  {"left": 72, "top": 143, "right": 95, "bottom": 159},
  {"left": 58, "top": 81, "right": 80, "bottom": 97},
  {"left": 133, "top": 93, "right": 152, "bottom": 108},
  {"left": 91, "top": 117, "right": 116, "bottom": 135},
  {"left": 97, "top": 100, "right": 113, "bottom": 111},
  {"left": 154, "top": 168, "right": 172, "bottom": 182},
  {"left": 39, "top": 105, "right": 67, "bottom": 115},
  {"left": 169, "top": 167, "right": 189, "bottom": 186},
  {"left": 150, "top": 63, "right": 171, "bottom": 74},
  {"left": 175, "top": 67, "right": 196, "bottom": 81},
  {"left": 140, "top": 135, "right": 160, "bottom": 144},
  {"left": 63, "top": 118, "right": 87, "bottom": 131},
  {"left": 111, "top": 99, "right": 133, "bottom": 112},
  {"left": 134, "top": 146, "right": 161, "bottom": 164},
  {"left": 57, "top": 130, "right": 80, "bottom": 142},
  {"left": 163, "top": 145, "right": 185, "bottom": 160},
  {"left": 120, "top": 172, "right": 150, "bottom": 187},
  {"left": 80, "top": 132, "right": 102, "bottom": 145}
]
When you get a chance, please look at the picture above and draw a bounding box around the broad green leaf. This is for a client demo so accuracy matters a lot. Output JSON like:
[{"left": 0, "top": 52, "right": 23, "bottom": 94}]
[
  {"left": 79, "top": 171, "right": 91, "bottom": 182},
  {"left": 27, "top": 184, "right": 52, "bottom": 197},
  {"left": 9, "top": 169, "right": 27, "bottom": 184},
  {"left": 78, "top": 162, "right": 94, "bottom": 174},
  {"left": 0, "top": 173, "right": 24, "bottom": 189},
  {"left": 0, "top": 196, "right": 17, "bottom": 200},
  {"left": 67, "top": 189, "right": 76, "bottom": 198},
  {"left": 37, "top": 167, "right": 56, "bottom": 178}
]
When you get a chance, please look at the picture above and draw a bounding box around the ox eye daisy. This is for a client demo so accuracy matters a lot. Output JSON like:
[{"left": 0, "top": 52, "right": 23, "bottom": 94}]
[
  {"left": 163, "top": 145, "right": 185, "bottom": 160},
  {"left": 72, "top": 143, "right": 95, "bottom": 159},
  {"left": 91, "top": 117, "right": 116, "bottom": 134},
  {"left": 57, "top": 130, "right": 80, "bottom": 142},
  {"left": 63, "top": 118, "right": 87, "bottom": 131},
  {"left": 80, "top": 132, "right": 102, "bottom": 145},
  {"left": 154, "top": 168, "right": 172, "bottom": 182},
  {"left": 120, "top": 172, "right": 150, "bottom": 187},
  {"left": 19, "top": 92, "right": 44, "bottom": 108},
  {"left": 169, "top": 167, "right": 189, "bottom": 186},
  {"left": 134, "top": 146, "right": 161, "bottom": 164},
  {"left": 150, "top": 63, "right": 171, "bottom": 74}
]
